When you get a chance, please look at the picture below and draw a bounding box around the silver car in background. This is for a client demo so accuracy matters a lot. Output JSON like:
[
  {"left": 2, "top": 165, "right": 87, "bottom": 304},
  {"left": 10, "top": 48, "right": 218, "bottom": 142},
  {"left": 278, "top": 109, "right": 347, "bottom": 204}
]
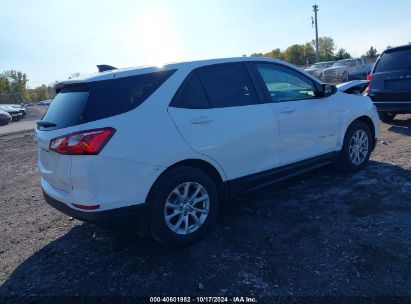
[{"left": 305, "top": 61, "right": 336, "bottom": 80}]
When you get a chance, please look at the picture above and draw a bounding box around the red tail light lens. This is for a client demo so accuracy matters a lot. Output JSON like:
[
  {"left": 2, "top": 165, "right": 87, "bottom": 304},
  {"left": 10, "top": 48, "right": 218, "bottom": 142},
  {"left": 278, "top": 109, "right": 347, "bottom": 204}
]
[
  {"left": 72, "top": 203, "right": 100, "bottom": 210},
  {"left": 364, "top": 74, "right": 373, "bottom": 95},
  {"left": 49, "top": 127, "right": 116, "bottom": 155}
]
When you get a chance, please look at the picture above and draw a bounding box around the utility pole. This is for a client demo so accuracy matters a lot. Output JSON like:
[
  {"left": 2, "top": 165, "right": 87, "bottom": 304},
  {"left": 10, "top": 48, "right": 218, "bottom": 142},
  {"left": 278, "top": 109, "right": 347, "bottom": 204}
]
[{"left": 313, "top": 4, "right": 319, "bottom": 62}]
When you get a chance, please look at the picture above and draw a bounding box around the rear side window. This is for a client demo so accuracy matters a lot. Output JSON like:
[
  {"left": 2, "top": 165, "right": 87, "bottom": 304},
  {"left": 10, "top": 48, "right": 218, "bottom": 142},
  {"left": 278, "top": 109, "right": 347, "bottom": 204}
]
[
  {"left": 375, "top": 48, "right": 411, "bottom": 73},
  {"left": 40, "top": 69, "right": 175, "bottom": 130},
  {"left": 197, "top": 63, "right": 258, "bottom": 108},
  {"left": 170, "top": 73, "right": 210, "bottom": 109}
]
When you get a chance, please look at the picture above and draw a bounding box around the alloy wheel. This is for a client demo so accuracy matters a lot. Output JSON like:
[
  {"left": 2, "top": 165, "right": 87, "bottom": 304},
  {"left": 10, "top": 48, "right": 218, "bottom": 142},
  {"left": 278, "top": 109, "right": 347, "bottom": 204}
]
[
  {"left": 163, "top": 182, "right": 210, "bottom": 235},
  {"left": 349, "top": 130, "right": 369, "bottom": 165}
]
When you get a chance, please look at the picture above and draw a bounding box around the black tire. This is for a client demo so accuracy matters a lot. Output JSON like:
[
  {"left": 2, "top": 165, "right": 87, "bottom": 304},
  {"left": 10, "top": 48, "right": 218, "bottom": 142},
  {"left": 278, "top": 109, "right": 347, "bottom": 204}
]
[
  {"left": 148, "top": 166, "right": 219, "bottom": 246},
  {"left": 378, "top": 111, "right": 396, "bottom": 122},
  {"left": 335, "top": 120, "right": 372, "bottom": 173}
]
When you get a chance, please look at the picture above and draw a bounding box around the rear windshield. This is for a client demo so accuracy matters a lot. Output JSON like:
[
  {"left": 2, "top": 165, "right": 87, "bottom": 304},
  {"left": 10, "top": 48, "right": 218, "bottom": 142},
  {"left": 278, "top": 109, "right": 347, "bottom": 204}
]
[
  {"left": 374, "top": 48, "right": 411, "bottom": 73},
  {"left": 39, "top": 69, "right": 176, "bottom": 131}
]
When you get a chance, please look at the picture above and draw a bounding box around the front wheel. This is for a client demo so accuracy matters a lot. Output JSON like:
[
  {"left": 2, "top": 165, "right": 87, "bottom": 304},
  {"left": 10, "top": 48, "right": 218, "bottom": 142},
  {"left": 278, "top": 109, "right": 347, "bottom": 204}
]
[
  {"left": 378, "top": 112, "right": 396, "bottom": 122},
  {"left": 335, "top": 121, "right": 372, "bottom": 173},
  {"left": 148, "top": 167, "right": 219, "bottom": 246}
]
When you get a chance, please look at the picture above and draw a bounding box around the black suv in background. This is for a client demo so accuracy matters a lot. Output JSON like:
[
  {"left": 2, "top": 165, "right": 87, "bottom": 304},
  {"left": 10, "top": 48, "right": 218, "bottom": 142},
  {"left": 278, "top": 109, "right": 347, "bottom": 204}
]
[{"left": 366, "top": 44, "right": 411, "bottom": 122}]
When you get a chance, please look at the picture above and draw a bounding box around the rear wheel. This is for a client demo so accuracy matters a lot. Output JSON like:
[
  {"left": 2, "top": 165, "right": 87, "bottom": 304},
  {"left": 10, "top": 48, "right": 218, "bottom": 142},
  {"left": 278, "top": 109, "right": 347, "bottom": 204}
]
[
  {"left": 378, "top": 111, "right": 396, "bottom": 122},
  {"left": 335, "top": 120, "right": 372, "bottom": 173},
  {"left": 149, "top": 166, "right": 219, "bottom": 246}
]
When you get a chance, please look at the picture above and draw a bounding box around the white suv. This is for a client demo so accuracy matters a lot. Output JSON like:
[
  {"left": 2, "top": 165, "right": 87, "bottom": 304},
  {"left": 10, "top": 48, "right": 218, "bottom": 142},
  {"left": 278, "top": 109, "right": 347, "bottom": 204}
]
[{"left": 35, "top": 57, "right": 380, "bottom": 246}]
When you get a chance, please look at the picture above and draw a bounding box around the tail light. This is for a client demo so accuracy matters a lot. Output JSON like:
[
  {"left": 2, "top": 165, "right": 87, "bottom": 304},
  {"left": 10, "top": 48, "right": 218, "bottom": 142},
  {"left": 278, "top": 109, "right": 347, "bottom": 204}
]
[
  {"left": 72, "top": 203, "right": 100, "bottom": 210},
  {"left": 49, "top": 127, "right": 116, "bottom": 155},
  {"left": 364, "top": 74, "right": 373, "bottom": 95}
]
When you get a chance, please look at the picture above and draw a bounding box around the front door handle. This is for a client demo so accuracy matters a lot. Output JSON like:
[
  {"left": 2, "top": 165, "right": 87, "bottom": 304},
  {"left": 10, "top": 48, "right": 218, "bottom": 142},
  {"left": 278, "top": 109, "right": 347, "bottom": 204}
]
[
  {"left": 279, "top": 108, "right": 295, "bottom": 114},
  {"left": 191, "top": 116, "right": 214, "bottom": 124}
]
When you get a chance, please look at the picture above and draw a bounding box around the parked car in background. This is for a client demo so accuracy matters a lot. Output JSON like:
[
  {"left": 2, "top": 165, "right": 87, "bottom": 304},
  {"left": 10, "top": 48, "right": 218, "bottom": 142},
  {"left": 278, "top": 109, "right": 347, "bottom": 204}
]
[
  {"left": 0, "top": 110, "right": 12, "bottom": 126},
  {"left": 305, "top": 61, "right": 336, "bottom": 79},
  {"left": 324, "top": 58, "right": 371, "bottom": 83},
  {"left": 0, "top": 105, "right": 23, "bottom": 121},
  {"left": 8, "top": 104, "right": 26, "bottom": 118},
  {"left": 37, "top": 100, "right": 52, "bottom": 106},
  {"left": 364, "top": 44, "right": 411, "bottom": 122},
  {"left": 337, "top": 80, "right": 370, "bottom": 95},
  {"left": 35, "top": 57, "right": 380, "bottom": 246}
]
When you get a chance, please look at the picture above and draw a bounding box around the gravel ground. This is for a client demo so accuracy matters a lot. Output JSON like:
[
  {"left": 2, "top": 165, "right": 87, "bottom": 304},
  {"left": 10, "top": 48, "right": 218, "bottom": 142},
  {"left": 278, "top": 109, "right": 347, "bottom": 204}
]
[
  {"left": 0, "top": 115, "right": 410, "bottom": 302},
  {"left": 0, "top": 106, "right": 47, "bottom": 136}
]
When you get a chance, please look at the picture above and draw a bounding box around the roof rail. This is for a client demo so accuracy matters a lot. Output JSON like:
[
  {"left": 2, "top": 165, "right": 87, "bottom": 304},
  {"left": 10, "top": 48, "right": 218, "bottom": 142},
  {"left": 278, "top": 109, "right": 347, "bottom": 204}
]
[{"left": 97, "top": 65, "right": 117, "bottom": 72}]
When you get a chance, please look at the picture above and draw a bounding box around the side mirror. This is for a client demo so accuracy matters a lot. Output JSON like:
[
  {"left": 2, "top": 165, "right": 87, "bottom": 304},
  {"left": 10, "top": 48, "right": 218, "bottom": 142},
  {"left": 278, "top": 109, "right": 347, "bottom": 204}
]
[{"left": 318, "top": 83, "right": 337, "bottom": 97}]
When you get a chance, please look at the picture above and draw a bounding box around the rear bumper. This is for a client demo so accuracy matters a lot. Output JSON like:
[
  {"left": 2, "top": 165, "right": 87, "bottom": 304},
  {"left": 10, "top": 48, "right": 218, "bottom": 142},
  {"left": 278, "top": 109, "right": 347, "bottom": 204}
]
[{"left": 43, "top": 190, "right": 149, "bottom": 233}]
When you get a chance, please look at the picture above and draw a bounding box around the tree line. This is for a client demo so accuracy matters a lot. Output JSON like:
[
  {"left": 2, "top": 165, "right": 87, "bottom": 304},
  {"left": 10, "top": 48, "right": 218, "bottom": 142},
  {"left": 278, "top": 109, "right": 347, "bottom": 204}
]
[
  {"left": 1, "top": 37, "right": 381, "bottom": 104},
  {"left": 0, "top": 71, "right": 56, "bottom": 104},
  {"left": 248, "top": 37, "right": 379, "bottom": 66}
]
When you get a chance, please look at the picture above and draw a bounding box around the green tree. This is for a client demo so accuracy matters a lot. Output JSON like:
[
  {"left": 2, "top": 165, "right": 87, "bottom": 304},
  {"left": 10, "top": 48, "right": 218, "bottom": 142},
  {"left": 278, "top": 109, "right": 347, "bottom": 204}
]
[
  {"left": 284, "top": 44, "right": 306, "bottom": 65},
  {"left": 0, "top": 76, "right": 10, "bottom": 93},
  {"left": 31, "top": 85, "right": 50, "bottom": 101},
  {"left": 250, "top": 53, "right": 264, "bottom": 57},
  {"left": 364, "top": 46, "right": 378, "bottom": 59},
  {"left": 1, "top": 70, "right": 30, "bottom": 102},
  {"left": 334, "top": 48, "right": 351, "bottom": 60},
  {"left": 303, "top": 43, "right": 316, "bottom": 65},
  {"left": 264, "top": 48, "right": 284, "bottom": 60},
  {"left": 312, "top": 37, "right": 336, "bottom": 61}
]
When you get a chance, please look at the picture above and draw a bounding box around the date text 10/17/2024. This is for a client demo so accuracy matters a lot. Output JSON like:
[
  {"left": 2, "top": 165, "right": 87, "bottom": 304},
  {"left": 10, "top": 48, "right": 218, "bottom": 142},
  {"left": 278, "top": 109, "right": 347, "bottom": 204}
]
[{"left": 149, "top": 296, "right": 258, "bottom": 303}]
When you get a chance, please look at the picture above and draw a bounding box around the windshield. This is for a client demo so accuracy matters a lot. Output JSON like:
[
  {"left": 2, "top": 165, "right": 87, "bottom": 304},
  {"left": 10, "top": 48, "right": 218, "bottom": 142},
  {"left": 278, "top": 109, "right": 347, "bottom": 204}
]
[
  {"left": 333, "top": 61, "right": 348, "bottom": 67},
  {"left": 310, "top": 63, "right": 325, "bottom": 69},
  {"left": 375, "top": 48, "right": 411, "bottom": 73}
]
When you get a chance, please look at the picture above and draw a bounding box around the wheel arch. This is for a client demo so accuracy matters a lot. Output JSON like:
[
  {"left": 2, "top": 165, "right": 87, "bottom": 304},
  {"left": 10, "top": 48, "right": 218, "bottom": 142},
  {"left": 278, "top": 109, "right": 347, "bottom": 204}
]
[
  {"left": 344, "top": 115, "right": 376, "bottom": 151},
  {"left": 146, "top": 159, "right": 229, "bottom": 206},
  {"left": 355, "top": 115, "right": 376, "bottom": 150}
]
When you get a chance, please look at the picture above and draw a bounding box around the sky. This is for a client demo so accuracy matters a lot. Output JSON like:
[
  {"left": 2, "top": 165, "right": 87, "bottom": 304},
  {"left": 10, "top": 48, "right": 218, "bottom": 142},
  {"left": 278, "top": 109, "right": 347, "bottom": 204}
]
[{"left": 1, "top": 0, "right": 411, "bottom": 87}]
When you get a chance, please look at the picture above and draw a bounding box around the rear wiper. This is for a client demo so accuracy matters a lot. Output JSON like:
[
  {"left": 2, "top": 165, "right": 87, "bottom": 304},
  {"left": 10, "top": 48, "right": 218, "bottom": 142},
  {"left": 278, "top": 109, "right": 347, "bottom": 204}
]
[{"left": 36, "top": 120, "right": 57, "bottom": 128}]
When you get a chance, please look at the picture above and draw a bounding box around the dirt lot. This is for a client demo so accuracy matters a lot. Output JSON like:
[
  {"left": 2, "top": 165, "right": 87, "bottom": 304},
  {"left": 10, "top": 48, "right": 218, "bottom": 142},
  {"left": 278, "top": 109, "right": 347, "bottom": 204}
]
[
  {"left": 0, "top": 106, "right": 47, "bottom": 136},
  {"left": 0, "top": 115, "right": 410, "bottom": 302}
]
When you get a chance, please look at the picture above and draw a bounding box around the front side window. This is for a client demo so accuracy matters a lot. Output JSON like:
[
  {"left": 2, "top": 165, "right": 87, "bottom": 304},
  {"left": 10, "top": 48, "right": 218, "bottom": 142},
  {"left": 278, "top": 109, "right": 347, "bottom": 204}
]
[
  {"left": 254, "top": 63, "right": 317, "bottom": 102},
  {"left": 197, "top": 63, "right": 258, "bottom": 108},
  {"left": 357, "top": 59, "right": 363, "bottom": 65}
]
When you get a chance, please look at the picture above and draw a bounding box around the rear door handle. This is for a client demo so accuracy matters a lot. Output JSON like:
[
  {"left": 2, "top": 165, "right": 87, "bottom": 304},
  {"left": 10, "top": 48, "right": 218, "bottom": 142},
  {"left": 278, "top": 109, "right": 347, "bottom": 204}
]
[
  {"left": 279, "top": 108, "right": 295, "bottom": 114},
  {"left": 190, "top": 116, "right": 214, "bottom": 124}
]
